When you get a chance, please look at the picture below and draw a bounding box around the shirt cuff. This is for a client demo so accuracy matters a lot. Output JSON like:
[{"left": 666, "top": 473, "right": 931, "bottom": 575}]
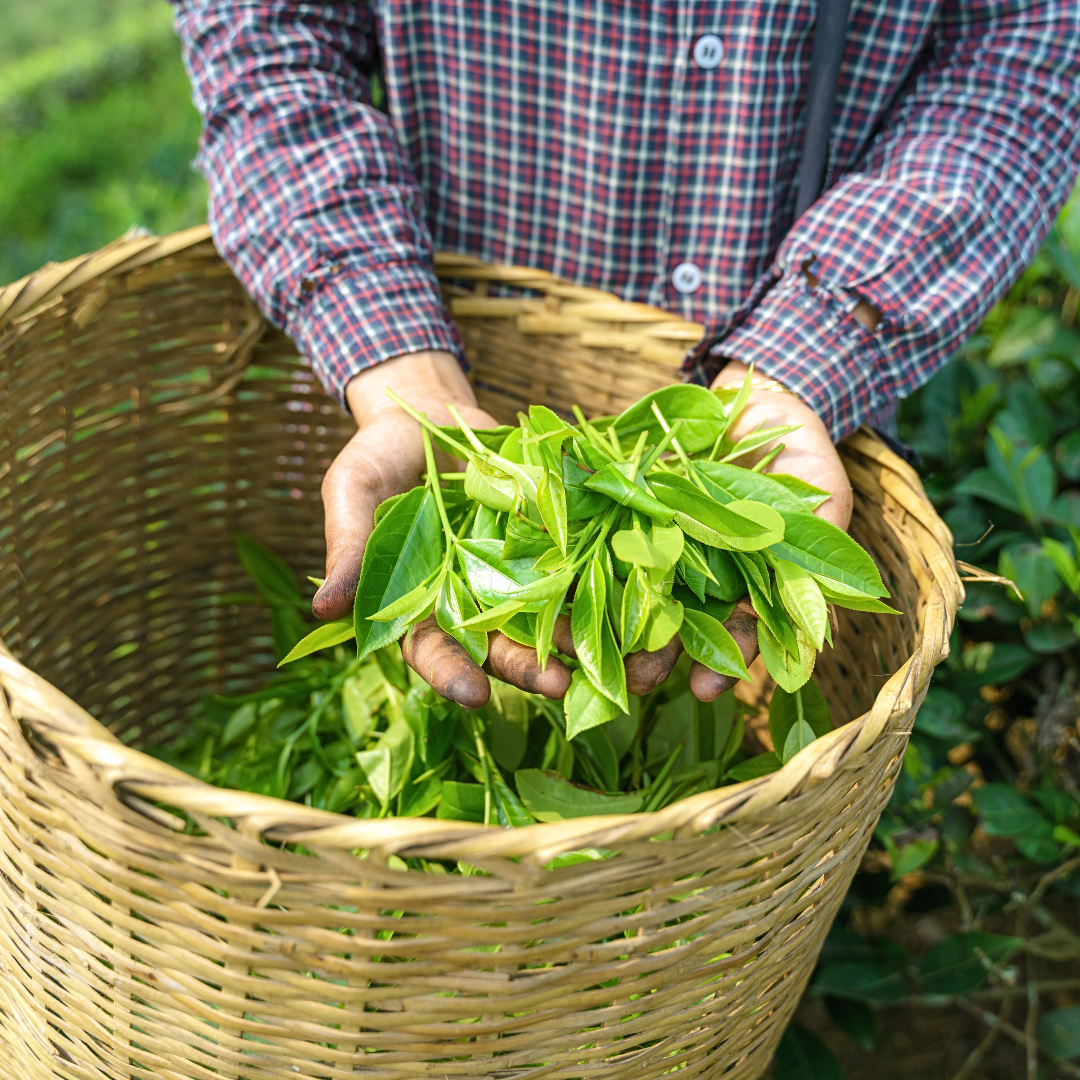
[
  {"left": 288, "top": 261, "right": 466, "bottom": 405},
  {"left": 707, "top": 272, "right": 892, "bottom": 442}
]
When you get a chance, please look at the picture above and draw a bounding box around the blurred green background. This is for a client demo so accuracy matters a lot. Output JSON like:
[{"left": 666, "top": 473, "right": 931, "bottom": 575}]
[
  {"left": 5, "top": 5, "right": 1080, "bottom": 1076},
  {"left": 0, "top": 0, "right": 205, "bottom": 283}
]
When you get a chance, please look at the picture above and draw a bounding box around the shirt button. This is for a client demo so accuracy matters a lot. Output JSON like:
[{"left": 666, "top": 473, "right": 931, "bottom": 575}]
[
  {"left": 692, "top": 34, "right": 724, "bottom": 69},
  {"left": 672, "top": 262, "right": 703, "bottom": 294}
]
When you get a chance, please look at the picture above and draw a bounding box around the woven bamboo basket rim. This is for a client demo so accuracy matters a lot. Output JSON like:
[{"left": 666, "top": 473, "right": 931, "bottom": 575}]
[{"left": 0, "top": 226, "right": 963, "bottom": 867}]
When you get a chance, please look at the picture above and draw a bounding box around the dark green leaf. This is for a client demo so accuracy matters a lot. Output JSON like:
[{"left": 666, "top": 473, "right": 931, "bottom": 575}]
[
  {"left": 706, "top": 547, "right": 744, "bottom": 601},
  {"left": 235, "top": 532, "right": 302, "bottom": 605},
  {"left": 515, "top": 768, "right": 643, "bottom": 820},
  {"left": 1037, "top": 1006, "right": 1080, "bottom": 1060},
  {"left": 354, "top": 487, "right": 444, "bottom": 661},
  {"left": 769, "top": 681, "right": 831, "bottom": 763},
  {"left": 972, "top": 784, "right": 1046, "bottom": 836},
  {"left": 562, "top": 450, "right": 612, "bottom": 520},
  {"left": 680, "top": 608, "right": 750, "bottom": 680},
  {"left": 726, "top": 752, "right": 780, "bottom": 781},
  {"left": 399, "top": 772, "right": 443, "bottom": 817},
  {"left": 564, "top": 668, "right": 624, "bottom": 741},
  {"left": 914, "top": 688, "right": 978, "bottom": 745},
  {"left": 813, "top": 961, "right": 908, "bottom": 1002},
  {"left": 919, "top": 932, "right": 1021, "bottom": 995},
  {"left": 356, "top": 717, "right": 415, "bottom": 808},
  {"left": 947, "top": 641, "right": 1036, "bottom": 689},
  {"left": 437, "top": 781, "right": 487, "bottom": 822},
  {"left": 824, "top": 996, "right": 877, "bottom": 1052},
  {"left": 584, "top": 462, "right": 675, "bottom": 520},
  {"left": 774, "top": 1023, "right": 844, "bottom": 1080}
]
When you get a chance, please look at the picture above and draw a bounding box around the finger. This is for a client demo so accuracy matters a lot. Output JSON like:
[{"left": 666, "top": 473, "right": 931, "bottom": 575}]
[
  {"left": 625, "top": 635, "right": 683, "bottom": 696},
  {"left": 484, "top": 632, "right": 572, "bottom": 699},
  {"left": 400, "top": 615, "right": 491, "bottom": 710},
  {"left": 689, "top": 597, "right": 761, "bottom": 702},
  {"left": 551, "top": 613, "right": 577, "bottom": 658},
  {"left": 314, "top": 417, "right": 421, "bottom": 620}
]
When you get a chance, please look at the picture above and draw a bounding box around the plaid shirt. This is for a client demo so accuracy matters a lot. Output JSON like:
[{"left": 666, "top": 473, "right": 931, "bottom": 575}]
[{"left": 172, "top": 0, "right": 1080, "bottom": 440}]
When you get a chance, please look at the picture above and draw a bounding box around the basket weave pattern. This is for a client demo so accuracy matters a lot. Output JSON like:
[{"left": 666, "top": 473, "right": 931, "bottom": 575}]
[{"left": 0, "top": 228, "right": 961, "bottom": 1079}]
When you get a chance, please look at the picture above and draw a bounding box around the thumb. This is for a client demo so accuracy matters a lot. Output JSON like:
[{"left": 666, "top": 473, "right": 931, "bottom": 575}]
[{"left": 313, "top": 418, "right": 422, "bottom": 620}]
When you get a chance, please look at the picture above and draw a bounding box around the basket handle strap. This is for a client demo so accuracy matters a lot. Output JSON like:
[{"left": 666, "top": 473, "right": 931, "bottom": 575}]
[{"left": 794, "top": 0, "right": 853, "bottom": 219}]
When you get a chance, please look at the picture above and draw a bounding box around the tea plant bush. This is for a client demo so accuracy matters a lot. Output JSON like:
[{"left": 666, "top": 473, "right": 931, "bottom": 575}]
[{"left": 778, "top": 192, "right": 1080, "bottom": 1078}]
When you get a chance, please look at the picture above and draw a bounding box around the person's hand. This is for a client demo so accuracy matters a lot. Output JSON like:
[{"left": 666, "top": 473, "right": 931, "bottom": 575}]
[
  {"left": 313, "top": 350, "right": 574, "bottom": 709},
  {"left": 620, "top": 359, "right": 854, "bottom": 703}
]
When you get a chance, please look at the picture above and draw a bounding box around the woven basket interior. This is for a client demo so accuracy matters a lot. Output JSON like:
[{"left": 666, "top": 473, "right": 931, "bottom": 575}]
[{"left": 0, "top": 243, "right": 920, "bottom": 750}]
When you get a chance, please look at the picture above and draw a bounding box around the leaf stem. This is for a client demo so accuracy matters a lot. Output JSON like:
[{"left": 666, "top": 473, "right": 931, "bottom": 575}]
[
  {"left": 751, "top": 444, "right": 785, "bottom": 472},
  {"left": 422, "top": 427, "right": 456, "bottom": 553},
  {"left": 384, "top": 388, "right": 475, "bottom": 459}
]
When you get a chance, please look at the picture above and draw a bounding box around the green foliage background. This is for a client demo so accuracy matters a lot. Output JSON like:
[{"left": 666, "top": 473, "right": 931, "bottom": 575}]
[
  {"left": 0, "top": 0, "right": 206, "bottom": 283},
  {"left": 5, "top": 4, "right": 1080, "bottom": 1077}
]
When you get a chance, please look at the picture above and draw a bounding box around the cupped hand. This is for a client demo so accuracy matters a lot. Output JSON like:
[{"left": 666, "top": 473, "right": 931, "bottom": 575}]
[
  {"left": 314, "top": 350, "right": 574, "bottom": 710},
  {"left": 317, "top": 354, "right": 850, "bottom": 711},
  {"left": 620, "top": 359, "right": 854, "bottom": 702}
]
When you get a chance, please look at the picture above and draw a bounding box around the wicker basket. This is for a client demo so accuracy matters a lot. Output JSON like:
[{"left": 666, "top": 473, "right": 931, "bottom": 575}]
[{"left": 0, "top": 227, "right": 961, "bottom": 1080}]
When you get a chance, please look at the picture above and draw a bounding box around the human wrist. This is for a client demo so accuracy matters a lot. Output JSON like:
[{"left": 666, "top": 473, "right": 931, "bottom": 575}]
[{"left": 344, "top": 350, "right": 478, "bottom": 428}]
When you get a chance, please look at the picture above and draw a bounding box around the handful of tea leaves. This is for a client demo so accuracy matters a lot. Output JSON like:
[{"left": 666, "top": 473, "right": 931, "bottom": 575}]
[
  {"left": 285, "top": 377, "right": 894, "bottom": 741},
  {"left": 156, "top": 533, "right": 843, "bottom": 836}
]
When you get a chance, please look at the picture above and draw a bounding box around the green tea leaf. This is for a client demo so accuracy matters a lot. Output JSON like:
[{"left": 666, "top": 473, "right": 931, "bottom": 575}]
[
  {"left": 680, "top": 608, "right": 751, "bottom": 681},
  {"left": 457, "top": 538, "right": 543, "bottom": 607},
  {"left": 770, "top": 512, "right": 887, "bottom": 597},
  {"left": 726, "top": 752, "right": 781, "bottom": 781},
  {"left": 564, "top": 669, "right": 624, "bottom": 741},
  {"left": 641, "top": 592, "right": 684, "bottom": 652},
  {"left": 612, "top": 384, "right": 727, "bottom": 454},
  {"left": 368, "top": 568, "right": 444, "bottom": 622},
  {"left": 584, "top": 462, "right": 675, "bottom": 521},
  {"left": 781, "top": 719, "right": 817, "bottom": 762},
  {"left": 824, "top": 997, "right": 877, "bottom": 1053},
  {"left": 571, "top": 556, "right": 628, "bottom": 711},
  {"left": 620, "top": 566, "right": 652, "bottom": 653},
  {"left": 771, "top": 556, "right": 828, "bottom": 649},
  {"left": 458, "top": 599, "right": 527, "bottom": 633},
  {"left": 535, "top": 443, "right": 569, "bottom": 554},
  {"left": 719, "top": 424, "right": 800, "bottom": 463},
  {"left": 769, "top": 681, "right": 832, "bottom": 761},
  {"left": 235, "top": 532, "right": 303, "bottom": 605},
  {"left": 354, "top": 487, "right": 444, "bottom": 661},
  {"left": 515, "top": 768, "right": 643, "bottom": 820},
  {"left": 758, "top": 622, "right": 814, "bottom": 692},
  {"left": 356, "top": 716, "right": 415, "bottom": 808},
  {"left": 562, "top": 450, "right": 612, "bottom": 521},
  {"left": 437, "top": 780, "right": 487, "bottom": 822},
  {"left": 436, "top": 570, "right": 489, "bottom": 666},
  {"left": 278, "top": 618, "right": 356, "bottom": 666},
  {"left": 706, "top": 547, "right": 744, "bottom": 601},
  {"left": 612, "top": 526, "right": 681, "bottom": 570},
  {"left": 400, "top": 772, "right": 443, "bottom": 817},
  {"left": 649, "top": 473, "right": 785, "bottom": 550}
]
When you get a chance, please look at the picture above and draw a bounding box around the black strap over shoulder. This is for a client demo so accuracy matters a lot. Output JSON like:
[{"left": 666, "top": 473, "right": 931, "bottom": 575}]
[{"left": 795, "top": 0, "right": 852, "bottom": 219}]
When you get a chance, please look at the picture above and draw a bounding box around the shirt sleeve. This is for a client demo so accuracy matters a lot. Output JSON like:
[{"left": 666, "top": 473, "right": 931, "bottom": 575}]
[
  {"left": 170, "top": 1, "right": 464, "bottom": 404},
  {"left": 702, "top": 0, "right": 1080, "bottom": 442}
]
